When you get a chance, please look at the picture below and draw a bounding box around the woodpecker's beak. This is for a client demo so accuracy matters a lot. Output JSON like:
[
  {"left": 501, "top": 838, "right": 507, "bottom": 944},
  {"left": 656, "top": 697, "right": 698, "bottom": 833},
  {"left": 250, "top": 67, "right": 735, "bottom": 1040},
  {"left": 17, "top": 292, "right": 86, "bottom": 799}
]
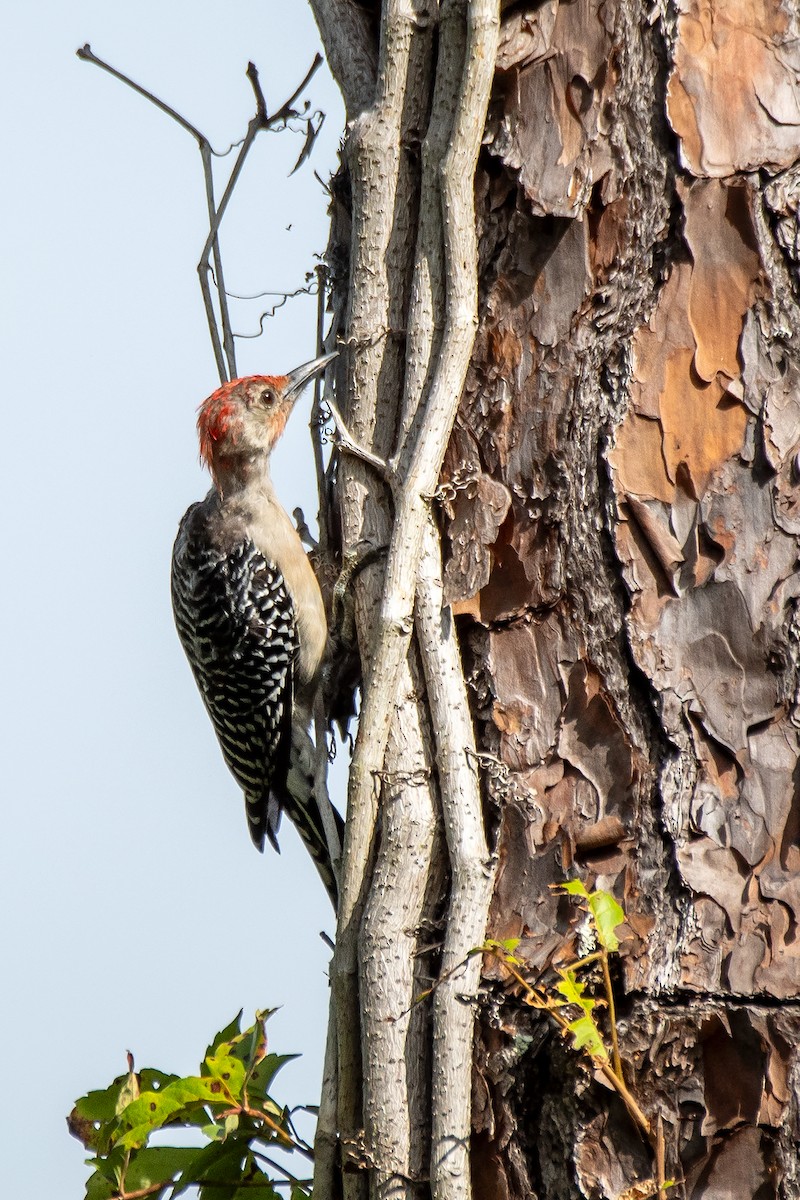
[{"left": 283, "top": 351, "right": 338, "bottom": 403}]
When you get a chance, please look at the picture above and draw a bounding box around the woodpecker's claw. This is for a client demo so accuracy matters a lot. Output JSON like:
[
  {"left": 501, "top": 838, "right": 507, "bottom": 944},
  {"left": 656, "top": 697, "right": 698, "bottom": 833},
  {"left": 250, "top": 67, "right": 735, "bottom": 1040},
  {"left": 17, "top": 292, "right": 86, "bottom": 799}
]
[{"left": 332, "top": 543, "right": 388, "bottom": 626}]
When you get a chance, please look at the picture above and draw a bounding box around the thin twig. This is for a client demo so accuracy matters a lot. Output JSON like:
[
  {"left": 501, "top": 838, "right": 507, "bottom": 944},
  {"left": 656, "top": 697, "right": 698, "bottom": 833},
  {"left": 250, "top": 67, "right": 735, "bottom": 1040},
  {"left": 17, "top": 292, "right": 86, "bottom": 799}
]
[
  {"left": 656, "top": 1114, "right": 667, "bottom": 1200},
  {"left": 78, "top": 46, "right": 323, "bottom": 384},
  {"left": 76, "top": 45, "right": 207, "bottom": 142},
  {"left": 76, "top": 45, "right": 229, "bottom": 381},
  {"left": 200, "top": 141, "right": 230, "bottom": 381},
  {"left": 311, "top": 265, "right": 329, "bottom": 532},
  {"left": 484, "top": 945, "right": 653, "bottom": 1141},
  {"left": 601, "top": 950, "right": 623, "bottom": 1081},
  {"left": 196, "top": 56, "right": 323, "bottom": 380}
]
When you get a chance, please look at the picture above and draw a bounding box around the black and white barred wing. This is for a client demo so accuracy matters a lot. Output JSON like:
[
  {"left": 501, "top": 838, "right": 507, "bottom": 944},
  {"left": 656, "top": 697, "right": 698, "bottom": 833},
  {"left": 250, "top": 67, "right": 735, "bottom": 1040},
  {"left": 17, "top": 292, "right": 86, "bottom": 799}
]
[{"left": 171, "top": 507, "right": 297, "bottom": 851}]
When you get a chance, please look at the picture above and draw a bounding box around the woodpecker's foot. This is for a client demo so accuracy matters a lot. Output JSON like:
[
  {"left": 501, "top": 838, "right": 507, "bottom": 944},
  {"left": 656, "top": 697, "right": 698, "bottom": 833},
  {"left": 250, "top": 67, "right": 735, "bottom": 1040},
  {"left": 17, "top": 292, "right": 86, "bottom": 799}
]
[
  {"left": 321, "top": 542, "right": 387, "bottom": 743},
  {"left": 325, "top": 397, "right": 393, "bottom": 482},
  {"left": 332, "top": 542, "right": 388, "bottom": 627}
]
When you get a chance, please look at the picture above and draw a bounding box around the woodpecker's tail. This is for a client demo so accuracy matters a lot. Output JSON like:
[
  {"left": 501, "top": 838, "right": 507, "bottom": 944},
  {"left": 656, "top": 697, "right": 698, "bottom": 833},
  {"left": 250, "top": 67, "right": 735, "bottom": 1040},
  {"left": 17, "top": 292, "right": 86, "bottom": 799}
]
[
  {"left": 285, "top": 725, "right": 343, "bottom": 909},
  {"left": 245, "top": 727, "right": 342, "bottom": 909}
]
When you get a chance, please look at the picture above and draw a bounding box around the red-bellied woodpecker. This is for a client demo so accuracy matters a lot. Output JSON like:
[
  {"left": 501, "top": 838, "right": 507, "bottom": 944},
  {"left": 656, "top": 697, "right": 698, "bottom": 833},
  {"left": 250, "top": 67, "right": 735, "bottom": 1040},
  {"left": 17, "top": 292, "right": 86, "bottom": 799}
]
[{"left": 171, "top": 352, "right": 341, "bottom": 905}]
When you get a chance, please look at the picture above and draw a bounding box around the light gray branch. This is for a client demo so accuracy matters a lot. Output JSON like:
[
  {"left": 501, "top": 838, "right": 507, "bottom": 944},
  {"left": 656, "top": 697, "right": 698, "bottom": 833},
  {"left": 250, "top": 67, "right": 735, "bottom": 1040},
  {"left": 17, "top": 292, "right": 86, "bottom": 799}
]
[
  {"left": 328, "top": 5, "right": 437, "bottom": 1199},
  {"left": 343, "top": 0, "right": 497, "bottom": 986},
  {"left": 360, "top": 672, "right": 442, "bottom": 1200},
  {"left": 414, "top": 10, "right": 501, "bottom": 1189},
  {"left": 313, "top": 984, "right": 340, "bottom": 1199},
  {"left": 340, "top": 2, "right": 499, "bottom": 1198},
  {"left": 331, "top": 18, "right": 407, "bottom": 1198},
  {"left": 416, "top": 516, "right": 495, "bottom": 1200},
  {"left": 307, "top": 0, "right": 378, "bottom": 118}
]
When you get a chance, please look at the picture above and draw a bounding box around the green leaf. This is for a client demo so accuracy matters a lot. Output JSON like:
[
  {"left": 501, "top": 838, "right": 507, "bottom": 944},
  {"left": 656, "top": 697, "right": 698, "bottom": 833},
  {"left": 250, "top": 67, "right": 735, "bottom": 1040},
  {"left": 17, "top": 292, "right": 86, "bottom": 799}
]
[
  {"left": 496, "top": 937, "right": 521, "bottom": 954},
  {"left": 555, "top": 970, "right": 608, "bottom": 1060},
  {"left": 203, "top": 1052, "right": 247, "bottom": 1100},
  {"left": 555, "top": 970, "right": 595, "bottom": 1018},
  {"left": 228, "top": 1158, "right": 282, "bottom": 1199},
  {"left": 200, "top": 1121, "right": 227, "bottom": 1142},
  {"left": 248, "top": 1053, "right": 297, "bottom": 1104},
  {"left": 116, "top": 1067, "right": 139, "bottom": 1114},
  {"left": 230, "top": 1185, "right": 281, "bottom": 1199},
  {"left": 587, "top": 889, "right": 625, "bottom": 952},
  {"left": 74, "top": 1069, "right": 182, "bottom": 1153},
  {"left": 207, "top": 1010, "right": 277, "bottom": 1078},
  {"left": 557, "top": 882, "right": 625, "bottom": 951},
  {"left": 205, "top": 1012, "right": 244, "bottom": 1059},
  {"left": 138, "top": 1069, "right": 181, "bottom": 1092},
  {"left": 124, "top": 1146, "right": 200, "bottom": 1191},
  {"left": 114, "top": 1076, "right": 236, "bottom": 1150},
  {"left": 84, "top": 1170, "right": 116, "bottom": 1200},
  {"left": 192, "top": 1140, "right": 250, "bottom": 1200},
  {"left": 481, "top": 937, "right": 522, "bottom": 964},
  {"left": 559, "top": 879, "right": 591, "bottom": 900},
  {"left": 85, "top": 1146, "right": 126, "bottom": 1185},
  {"left": 567, "top": 1014, "right": 608, "bottom": 1060},
  {"left": 75, "top": 1080, "right": 128, "bottom": 1125}
]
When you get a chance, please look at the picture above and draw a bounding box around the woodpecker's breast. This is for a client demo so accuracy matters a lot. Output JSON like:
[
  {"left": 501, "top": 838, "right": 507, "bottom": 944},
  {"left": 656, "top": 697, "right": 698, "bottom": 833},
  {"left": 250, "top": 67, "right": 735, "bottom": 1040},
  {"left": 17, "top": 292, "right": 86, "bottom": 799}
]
[
  {"left": 171, "top": 493, "right": 299, "bottom": 819},
  {"left": 239, "top": 487, "right": 327, "bottom": 698},
  {"left": 174, "top": 488, "right": 326, "bottom": 699}
]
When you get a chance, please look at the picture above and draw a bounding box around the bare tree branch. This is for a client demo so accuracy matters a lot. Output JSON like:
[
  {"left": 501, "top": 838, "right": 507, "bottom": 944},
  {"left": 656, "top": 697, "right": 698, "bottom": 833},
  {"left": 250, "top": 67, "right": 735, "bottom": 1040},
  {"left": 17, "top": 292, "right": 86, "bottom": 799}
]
[
  {"left": 78, "top": 45, "right": 323, "bottom": 384},
  {"left": 327, "top": 3, "right": 438, "bottom": 1196},
  {"left": 307, "top": 0, "right": 378, "bottom": 118}
]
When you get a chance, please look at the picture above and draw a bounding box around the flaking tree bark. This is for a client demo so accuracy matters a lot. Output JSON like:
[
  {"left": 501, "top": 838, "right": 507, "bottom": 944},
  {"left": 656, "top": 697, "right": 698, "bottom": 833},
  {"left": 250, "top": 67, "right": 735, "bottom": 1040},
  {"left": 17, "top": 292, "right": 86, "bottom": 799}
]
[{"left": 311, "top": 1, "right": 800, "bottom": 1198}]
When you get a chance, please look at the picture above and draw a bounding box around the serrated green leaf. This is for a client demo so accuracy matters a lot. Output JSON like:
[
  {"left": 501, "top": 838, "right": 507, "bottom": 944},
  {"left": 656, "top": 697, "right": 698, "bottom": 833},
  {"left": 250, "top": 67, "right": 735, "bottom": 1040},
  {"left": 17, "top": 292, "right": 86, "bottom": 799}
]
[
  {"left": 84, "top": 1169, "right": 116, "bottom": 1200},
  {"left": 248, "top": 1053, "right": 297, "bottom": 1103},
  {"left": 205, "top": 1012, "right": 244, "bottom": 1060},
  {"left": 555, "top": 970, "right": 595, "bottom": 1018},
  {"left": 208, "top": 1029, "right": 259, "bottom": 1071},
  {"left": 559, "top": 879, "right": 590, "bottom": 899},
  {"left": 114, "top": 1076, "right": 235, "bottom": 1150},
  {"left": 75, "top": 1081, "right": 126, "bottom": 1125},
  {"left": 124, "top": 1146, "right": 200, "bottom": 1191},
  {"left": 587, "top": 889, "right": 625, "bottom": 952},
  {"left": 567, "top": 1014, "right": 608, "bottom": 1060},
  {"left": 203, "top": 1053, "right": 247, "bottom": 1099},
  {"left": 173, "top": 1137, "right": 248, "bottom": 1193},
  {"left": 207, "top": 1011, "right": 277, "bottom": 1077}
]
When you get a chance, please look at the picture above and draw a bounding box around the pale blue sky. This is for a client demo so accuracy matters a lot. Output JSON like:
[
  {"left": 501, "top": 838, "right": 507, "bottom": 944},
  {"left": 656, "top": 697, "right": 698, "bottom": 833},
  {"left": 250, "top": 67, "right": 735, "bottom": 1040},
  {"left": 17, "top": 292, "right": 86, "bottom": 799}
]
[{"left": 2, "top": 3, "right": 346, "bottom": 1193}]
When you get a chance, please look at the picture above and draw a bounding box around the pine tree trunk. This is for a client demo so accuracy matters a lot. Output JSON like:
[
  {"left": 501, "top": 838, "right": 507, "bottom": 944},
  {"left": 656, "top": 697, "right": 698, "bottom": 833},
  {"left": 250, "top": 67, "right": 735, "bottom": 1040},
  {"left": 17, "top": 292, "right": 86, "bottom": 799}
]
[{"left": 311, "top": 1, "right": 800, "bottom": 1196}]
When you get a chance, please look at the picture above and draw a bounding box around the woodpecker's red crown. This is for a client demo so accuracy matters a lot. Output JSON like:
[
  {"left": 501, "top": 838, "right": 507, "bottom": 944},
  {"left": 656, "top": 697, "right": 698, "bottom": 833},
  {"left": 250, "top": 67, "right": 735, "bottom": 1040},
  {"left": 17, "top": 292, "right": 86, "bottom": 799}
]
[
  {"left": 196, "top": 353, "right": 336, "bottom": 482},
  {"left": 198, "top": 375, "right": 286, "bottom": 470}
]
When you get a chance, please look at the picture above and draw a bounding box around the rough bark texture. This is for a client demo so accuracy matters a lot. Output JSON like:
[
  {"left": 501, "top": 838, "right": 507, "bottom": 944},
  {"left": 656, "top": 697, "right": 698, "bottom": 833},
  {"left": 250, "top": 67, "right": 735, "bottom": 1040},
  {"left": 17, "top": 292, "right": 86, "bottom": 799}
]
[{"left": 314, "top": 0, "right": 800, "bottom": 1196}]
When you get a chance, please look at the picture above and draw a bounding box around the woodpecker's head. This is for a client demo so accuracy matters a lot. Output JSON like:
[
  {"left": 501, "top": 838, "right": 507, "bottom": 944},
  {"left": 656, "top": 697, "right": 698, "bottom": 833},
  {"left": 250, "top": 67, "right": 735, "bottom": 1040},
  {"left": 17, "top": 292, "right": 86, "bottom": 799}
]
[{"left": 197, "top": 352, "right": 336, "bottom": 488}]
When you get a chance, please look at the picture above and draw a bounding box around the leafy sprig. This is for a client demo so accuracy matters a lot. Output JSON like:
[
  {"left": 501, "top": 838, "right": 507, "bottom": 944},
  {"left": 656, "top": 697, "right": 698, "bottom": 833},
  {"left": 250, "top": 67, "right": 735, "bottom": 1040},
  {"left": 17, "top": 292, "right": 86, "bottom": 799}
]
[{"left": 69, "top": 1011, "right": 311, "bottom": 1200}]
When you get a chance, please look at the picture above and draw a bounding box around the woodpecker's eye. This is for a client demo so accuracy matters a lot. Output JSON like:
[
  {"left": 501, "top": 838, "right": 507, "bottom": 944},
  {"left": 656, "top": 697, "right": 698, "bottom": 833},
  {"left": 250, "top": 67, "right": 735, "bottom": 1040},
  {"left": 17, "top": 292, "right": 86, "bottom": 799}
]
[{"left": 261, "top": 389, "right": 275, "bottom": 406}]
